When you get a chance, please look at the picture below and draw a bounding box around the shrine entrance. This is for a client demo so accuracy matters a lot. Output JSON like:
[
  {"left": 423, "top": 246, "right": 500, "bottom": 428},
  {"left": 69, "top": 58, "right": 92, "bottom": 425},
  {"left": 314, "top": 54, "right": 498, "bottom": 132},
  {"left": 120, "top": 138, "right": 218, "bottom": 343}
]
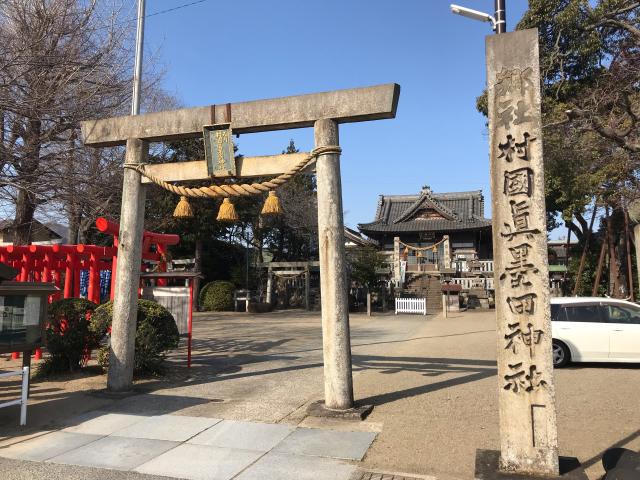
[{"left": 81, "top": 84, "right": 400, "bottom": 412}]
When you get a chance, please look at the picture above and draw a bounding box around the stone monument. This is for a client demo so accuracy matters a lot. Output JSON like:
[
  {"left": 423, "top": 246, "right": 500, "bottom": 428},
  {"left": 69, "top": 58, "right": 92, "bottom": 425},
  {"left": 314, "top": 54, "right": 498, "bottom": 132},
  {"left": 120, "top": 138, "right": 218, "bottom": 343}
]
[{"left": 486, "top": 28, "right": 559, "bottom": 476}]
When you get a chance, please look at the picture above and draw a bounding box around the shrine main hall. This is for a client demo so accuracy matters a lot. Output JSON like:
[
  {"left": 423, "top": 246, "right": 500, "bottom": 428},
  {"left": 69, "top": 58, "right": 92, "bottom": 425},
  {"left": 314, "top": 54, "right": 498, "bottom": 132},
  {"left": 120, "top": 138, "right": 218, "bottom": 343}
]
[{"left": 358, "top": 186, "right": 494, "bottom": 287}]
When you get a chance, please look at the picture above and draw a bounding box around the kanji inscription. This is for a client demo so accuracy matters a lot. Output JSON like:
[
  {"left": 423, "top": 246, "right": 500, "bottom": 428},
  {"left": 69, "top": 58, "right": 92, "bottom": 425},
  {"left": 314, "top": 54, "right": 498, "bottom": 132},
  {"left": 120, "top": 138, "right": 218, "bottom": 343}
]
[
  {"left": 503, "top": 168, "right": 533, "bottom": 197},
  {"left": 497, "top": 133, "right": 536, "bottom": 162},
  {"left": 203, "top": 123, "right": 236, "bottom": 177},
  {"left": 503, "top": 363, "right": 547, "bottom": 393},
  {"left": 488, "top": 29, "right": 559, "bottom": 474},
  {"left": 504, "top": 321, "right": 543, "bottom": 356}
]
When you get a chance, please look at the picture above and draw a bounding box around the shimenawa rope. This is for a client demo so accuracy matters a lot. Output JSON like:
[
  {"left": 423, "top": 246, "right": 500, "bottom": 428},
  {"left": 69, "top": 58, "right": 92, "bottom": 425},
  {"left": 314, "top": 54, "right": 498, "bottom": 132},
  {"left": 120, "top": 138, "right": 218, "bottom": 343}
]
[
  {"left": 124, "top": 145, "right": 341, "bottom": 199},
  {"left": 400, "top": 237, "right": 446, "bottom": 252}
]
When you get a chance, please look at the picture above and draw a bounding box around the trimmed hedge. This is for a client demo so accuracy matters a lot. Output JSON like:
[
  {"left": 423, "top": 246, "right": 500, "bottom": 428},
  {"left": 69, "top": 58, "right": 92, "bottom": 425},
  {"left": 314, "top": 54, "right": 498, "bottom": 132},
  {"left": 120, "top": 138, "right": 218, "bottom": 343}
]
[
  {"left": 41, "top": 298, "right": 102, "bottom": 374},
  {"left": 92, "top": 299, "right": 179, "bottom": 374},
  {"left": 199, "top": 281, "right": 235, "bottom": 311}
]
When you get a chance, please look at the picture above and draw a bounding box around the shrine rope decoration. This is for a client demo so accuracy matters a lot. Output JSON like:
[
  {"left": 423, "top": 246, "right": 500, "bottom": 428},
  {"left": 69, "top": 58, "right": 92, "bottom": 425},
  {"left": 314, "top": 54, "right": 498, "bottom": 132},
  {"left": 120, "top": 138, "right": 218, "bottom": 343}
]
[
  {"left": 124, "top": 145, "right": 341, "bottom": 221},
  {"left": 399, "top": 237, "right": 446, "bottom": 253}
]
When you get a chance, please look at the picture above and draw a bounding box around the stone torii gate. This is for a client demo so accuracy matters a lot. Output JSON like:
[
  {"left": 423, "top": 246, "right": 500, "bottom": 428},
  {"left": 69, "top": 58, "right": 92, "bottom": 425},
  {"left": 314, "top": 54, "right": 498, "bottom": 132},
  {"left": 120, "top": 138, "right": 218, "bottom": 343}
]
[{"left": 80, "top": 84, "right": 400, "bottom": 412}]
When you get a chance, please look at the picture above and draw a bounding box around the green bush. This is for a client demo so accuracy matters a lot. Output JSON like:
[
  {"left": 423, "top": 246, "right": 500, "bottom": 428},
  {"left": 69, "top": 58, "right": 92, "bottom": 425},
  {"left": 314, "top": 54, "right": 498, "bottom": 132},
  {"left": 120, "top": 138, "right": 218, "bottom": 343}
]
[
  {"left": 199, "top": 281, "right": 235, "bottom": 311},
  {"left": 40, "top": 298, "right": 102, "bottom": 374},
  {"left": 92, "top": 300, "right": 180, "bottom": 374}
]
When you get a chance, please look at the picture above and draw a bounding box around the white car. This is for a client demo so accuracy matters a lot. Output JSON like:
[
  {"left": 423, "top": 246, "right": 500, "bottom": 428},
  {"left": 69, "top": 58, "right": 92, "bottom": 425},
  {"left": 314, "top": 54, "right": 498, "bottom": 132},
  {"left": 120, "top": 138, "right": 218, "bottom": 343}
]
[{"left": 551, "top": 297, "right": 640, "bottom": 367}]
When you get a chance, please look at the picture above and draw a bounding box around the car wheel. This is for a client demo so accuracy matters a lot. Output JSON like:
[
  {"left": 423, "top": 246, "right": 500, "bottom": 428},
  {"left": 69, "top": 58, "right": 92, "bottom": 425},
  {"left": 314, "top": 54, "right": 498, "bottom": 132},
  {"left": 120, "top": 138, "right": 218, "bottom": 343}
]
[{"left": 552, "top": 340, "right": 570, "bottom": 368}]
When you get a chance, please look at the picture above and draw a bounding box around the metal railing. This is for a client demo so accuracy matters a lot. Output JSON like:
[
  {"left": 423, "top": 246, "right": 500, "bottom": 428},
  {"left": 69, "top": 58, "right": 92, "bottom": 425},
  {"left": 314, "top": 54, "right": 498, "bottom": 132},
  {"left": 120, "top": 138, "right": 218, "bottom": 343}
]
[
  {"left": 451, "top": 277, "right": 494, "bottom": 290},
  {"left": 454, "top": 260, "right": 494, "bottom": 273},
  {"left": 0, "top": 366, "right": 29, "bottom": 425}
]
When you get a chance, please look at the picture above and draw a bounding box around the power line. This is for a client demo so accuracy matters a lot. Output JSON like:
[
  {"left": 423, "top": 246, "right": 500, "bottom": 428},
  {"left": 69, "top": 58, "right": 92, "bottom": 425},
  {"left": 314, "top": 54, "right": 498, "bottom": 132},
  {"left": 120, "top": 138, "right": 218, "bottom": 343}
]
[
  {"left": 144, "top": 0, "right": 210, "bottom": 20},
  {"left": 86, "top": 0, "right": 212, "bottom": 32}
]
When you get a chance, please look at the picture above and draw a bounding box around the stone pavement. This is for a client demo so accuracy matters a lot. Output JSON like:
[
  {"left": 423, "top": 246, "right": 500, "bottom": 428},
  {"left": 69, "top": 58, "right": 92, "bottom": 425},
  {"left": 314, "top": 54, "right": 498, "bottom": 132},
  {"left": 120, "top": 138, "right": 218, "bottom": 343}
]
[{"left": 0, "top": 411, "right": 376, "bottom": 479}]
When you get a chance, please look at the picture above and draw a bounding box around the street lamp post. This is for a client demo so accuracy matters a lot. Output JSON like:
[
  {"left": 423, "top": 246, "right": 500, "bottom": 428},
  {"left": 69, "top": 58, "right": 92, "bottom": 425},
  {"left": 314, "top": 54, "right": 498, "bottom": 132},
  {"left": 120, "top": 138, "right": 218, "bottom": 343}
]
[
  {"left": 450, "top": 1, "right": 506, "bottom": 34},
  {"left": 494, "top": 0, "right": 506, "bottom": 34}
]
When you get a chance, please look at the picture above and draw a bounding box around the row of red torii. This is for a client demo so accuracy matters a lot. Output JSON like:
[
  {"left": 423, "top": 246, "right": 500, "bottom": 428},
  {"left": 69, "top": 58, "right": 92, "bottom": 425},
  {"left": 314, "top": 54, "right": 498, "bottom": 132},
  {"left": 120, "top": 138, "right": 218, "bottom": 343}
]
[{"left": 0, "top": 217, "right": 178, "bottom": 304}]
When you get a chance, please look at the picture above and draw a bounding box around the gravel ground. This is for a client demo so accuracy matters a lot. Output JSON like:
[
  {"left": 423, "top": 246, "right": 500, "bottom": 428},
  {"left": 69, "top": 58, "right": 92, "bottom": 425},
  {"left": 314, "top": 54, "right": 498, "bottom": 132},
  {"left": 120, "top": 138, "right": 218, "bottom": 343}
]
[{"left": 1, "top": 309, "right": 638, "bottom": 479}]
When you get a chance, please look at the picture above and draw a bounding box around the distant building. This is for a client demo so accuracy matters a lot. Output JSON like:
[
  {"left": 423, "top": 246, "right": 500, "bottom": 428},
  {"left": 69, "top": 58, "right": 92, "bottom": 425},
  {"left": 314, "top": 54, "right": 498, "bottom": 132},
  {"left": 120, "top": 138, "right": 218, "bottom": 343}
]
[
  {"left": 358, "top": 186, "right": 493, "bottom": 288},
  {"left": 344, "top": 226, "right": 376, "bottom": 250},
  {"left": 547, "top": 239, "right": 578, "bottom": 296},
  {"left": 0, "top": 219, "right": 68, "bottom": 246}
]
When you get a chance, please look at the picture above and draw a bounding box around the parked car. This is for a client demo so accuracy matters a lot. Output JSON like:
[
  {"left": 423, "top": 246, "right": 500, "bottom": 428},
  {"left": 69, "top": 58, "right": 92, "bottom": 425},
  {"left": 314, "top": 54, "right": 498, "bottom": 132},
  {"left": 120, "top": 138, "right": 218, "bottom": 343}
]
[{"left": 551, "top": 297, "right": 640, "bottom": 367}]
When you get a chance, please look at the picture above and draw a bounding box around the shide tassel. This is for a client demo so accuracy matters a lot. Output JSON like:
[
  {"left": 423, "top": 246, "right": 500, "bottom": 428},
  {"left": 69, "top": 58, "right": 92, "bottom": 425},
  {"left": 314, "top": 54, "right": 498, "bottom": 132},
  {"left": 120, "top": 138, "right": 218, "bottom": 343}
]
[
  {"left": 173, "top": 196, "right": 194, "bottom": 218},
  {"left": 217, "top": 197, "right": 239, "bottom": 222},
  {"left": 261, "top": 190, "right": 282, "bottom": 216}
]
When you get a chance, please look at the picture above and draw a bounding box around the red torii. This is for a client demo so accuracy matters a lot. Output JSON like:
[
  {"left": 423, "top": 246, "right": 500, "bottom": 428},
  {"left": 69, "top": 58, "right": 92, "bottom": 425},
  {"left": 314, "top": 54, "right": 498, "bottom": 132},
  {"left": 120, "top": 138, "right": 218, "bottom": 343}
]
[
  {"left": 0, "top": 218, "right": 180, "bottom": 304},
  {"left": 95, "top": 217, "right": 179, "bottom": 295},
  {"left": 0, "top": 219, "right": 181, "bottom": 361}
]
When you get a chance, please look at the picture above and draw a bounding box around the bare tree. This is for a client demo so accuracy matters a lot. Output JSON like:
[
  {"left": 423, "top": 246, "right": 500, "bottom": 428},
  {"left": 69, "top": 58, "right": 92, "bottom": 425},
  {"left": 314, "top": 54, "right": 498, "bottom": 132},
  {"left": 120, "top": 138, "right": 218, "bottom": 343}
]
[{"left": 0, "top": 0, "right": 136, "bottom": 244}]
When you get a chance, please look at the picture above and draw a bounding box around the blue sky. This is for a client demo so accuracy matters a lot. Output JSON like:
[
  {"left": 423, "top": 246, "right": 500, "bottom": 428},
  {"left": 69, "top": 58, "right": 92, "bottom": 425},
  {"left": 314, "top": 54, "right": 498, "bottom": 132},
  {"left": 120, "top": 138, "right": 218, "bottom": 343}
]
[{"left": 142, "top": 0, "right": 530, "bottom": 231}]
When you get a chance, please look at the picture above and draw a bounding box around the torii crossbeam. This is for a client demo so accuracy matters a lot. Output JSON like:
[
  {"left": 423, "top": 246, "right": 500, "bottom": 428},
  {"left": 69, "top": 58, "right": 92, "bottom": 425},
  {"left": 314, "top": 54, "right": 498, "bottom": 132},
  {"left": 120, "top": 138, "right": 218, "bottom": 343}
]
[{"left": 81, "top": 83, "right": 400, "bottom": 411}]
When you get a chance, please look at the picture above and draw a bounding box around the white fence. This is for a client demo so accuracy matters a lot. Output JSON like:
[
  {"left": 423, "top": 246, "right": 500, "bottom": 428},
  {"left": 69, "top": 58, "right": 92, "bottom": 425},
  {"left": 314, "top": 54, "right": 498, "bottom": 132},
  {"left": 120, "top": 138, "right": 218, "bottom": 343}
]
[{"left": 395, "top": 297, "right": 427, "bottom": 316}]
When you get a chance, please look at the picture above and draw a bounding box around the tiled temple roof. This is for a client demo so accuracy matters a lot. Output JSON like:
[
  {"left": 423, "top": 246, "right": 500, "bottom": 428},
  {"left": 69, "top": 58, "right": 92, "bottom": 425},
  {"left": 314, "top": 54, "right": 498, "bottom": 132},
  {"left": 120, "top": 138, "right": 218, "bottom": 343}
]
[{"left": 358, "top": 187, "right": 492, "bottom": 234}]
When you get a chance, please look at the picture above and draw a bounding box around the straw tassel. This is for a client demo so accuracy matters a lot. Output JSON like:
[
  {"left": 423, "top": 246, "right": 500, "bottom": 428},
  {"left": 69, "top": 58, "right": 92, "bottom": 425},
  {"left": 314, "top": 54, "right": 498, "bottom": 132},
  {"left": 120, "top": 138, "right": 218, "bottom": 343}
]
[
  {"left": 173, "top": 196, "right": 194, "bottom": 218},
  {"left": 261, "top": 190, "right": 282, "bottom": 216},
  {"left": 217, "top": 197, "right": 239, "bottom": 222}
]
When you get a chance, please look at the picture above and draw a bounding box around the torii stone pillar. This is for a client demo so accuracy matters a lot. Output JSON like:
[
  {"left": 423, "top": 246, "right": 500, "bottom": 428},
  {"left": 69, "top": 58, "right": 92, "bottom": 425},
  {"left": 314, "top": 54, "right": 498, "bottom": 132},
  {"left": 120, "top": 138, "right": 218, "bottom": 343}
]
[
  {"left": 315, "top": 119, "right": 353, "bottom": 409},
  {"left": 304, "top": 266, "right": 311, "bottom": 311},
  {"left": 266, "top": 268, "right": 273, "bottom": 305},
  {"left": 486, "top": 29, "right": 559, "bottom": 476},
  {"left": 108, "top": 139, "right": 148, "bottom": 391}
]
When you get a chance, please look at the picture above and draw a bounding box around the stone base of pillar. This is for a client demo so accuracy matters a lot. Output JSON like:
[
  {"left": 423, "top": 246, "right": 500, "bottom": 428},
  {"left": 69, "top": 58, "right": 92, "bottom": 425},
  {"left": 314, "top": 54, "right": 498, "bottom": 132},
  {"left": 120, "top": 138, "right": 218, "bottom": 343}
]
[
  {"left": 87, "top": 387, "right": 145, "bottom": 399},
  {"left": 306, "top": 400, "right": 373, "bottom": 421},
  {"left": 475, "top": 450, "right": 586, "bottom": 480}
]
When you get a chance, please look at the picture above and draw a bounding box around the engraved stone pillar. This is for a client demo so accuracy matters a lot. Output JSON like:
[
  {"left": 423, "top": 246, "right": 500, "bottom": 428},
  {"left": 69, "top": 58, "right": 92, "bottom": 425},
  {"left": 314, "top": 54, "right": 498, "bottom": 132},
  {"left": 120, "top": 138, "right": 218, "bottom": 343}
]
[
  {"left": 108, "top": 138, "right": 148, "bottom": 392},
  {"left": 443, "top": 235, "right": 451, "bottom": 269},
  {"left": 486, "top": 28, "right": 559, "bottom": 476},
  {"left": 314, "top": 118, "right": 354, "bottom": 410},
  {"left": 393, "top": 236, "right": 401, "bottom": 286}
]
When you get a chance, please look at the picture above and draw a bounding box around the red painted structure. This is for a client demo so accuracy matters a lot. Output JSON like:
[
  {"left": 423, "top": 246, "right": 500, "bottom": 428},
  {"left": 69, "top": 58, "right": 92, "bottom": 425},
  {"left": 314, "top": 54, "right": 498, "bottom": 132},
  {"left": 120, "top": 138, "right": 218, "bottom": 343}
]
[
  {"left": 94, "top": 217, "right": 179, "bottom": 295},
  {"left": 0, "top": 218, "right": 180, "bottom": 304},
  {"left": 0, "top": 218, "right": 182, "bottom": 361}
]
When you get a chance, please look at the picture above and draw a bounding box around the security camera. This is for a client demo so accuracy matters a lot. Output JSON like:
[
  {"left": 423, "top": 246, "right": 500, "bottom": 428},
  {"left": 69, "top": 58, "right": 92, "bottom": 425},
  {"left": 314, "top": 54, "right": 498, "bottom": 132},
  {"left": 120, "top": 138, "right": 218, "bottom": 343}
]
[{"left": 450, "top": 4, "right": 497, "bottom": 30}]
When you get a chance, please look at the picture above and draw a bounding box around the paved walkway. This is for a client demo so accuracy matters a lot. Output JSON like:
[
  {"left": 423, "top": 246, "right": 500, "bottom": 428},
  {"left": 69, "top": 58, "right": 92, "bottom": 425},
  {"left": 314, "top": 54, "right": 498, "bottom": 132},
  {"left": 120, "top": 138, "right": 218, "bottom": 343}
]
[{"left": 0, "top": 411, "right": 374, "bottom": 479}]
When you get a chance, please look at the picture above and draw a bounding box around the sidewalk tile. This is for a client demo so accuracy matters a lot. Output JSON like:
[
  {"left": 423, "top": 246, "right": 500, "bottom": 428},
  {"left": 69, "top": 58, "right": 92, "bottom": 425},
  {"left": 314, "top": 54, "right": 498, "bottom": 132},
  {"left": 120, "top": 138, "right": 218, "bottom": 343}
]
[
  {"left": 63, "top": 412, "right": 148, "bottom": 436},
  {"left": 0, "top": 432, "right": 102, "bottom": 462},
  {"left": 188, "top": 419, "right": 293, "bottom": 452},
  {"left": 111, "top": 414, "right": 221, "bottom": 441},
  {"left": 47, "top": 435, "right": 178, "bottom": 471},
  {"left": 273, "top": 427, "right": 377, "bottom": 460},
  {"left": 235, "top": 451, "right": 356, "bottom": 480},
  {"left": 135, "top": 443, "right": 263, "bottom": 480}
]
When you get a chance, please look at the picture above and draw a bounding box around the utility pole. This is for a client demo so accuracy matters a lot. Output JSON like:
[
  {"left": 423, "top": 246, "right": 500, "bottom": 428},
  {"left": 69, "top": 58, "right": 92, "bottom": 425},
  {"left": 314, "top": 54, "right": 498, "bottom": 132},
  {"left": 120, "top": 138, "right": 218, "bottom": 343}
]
[{"left": 131, "top": 0, "right": 146, "bottom": 116}]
